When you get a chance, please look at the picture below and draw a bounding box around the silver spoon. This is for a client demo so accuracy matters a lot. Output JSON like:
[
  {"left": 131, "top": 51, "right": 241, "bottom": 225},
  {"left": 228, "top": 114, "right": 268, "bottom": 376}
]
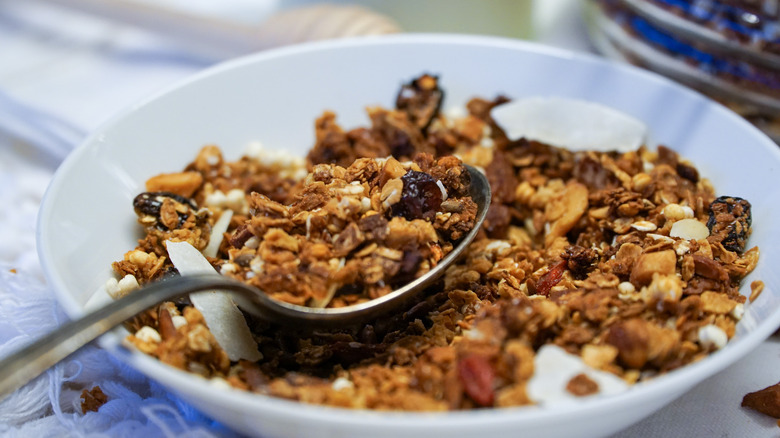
[{"left": 0, "top": 164, "right": 490, "bottom": 400}]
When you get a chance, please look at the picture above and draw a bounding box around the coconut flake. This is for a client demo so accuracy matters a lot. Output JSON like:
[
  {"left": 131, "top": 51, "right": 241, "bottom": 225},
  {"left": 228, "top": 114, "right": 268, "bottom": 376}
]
[
  {"left": 165, "top": 240, "right": 261, "bottom": 362},
  {"left": 526, "top": 345, "right": 628, "bottom": 404},
  {"left": 490, "top": 97, "right": 647, "bottom": 152},
  {"left": 203, "top": 210, "right": 233, "bottom": 258}
]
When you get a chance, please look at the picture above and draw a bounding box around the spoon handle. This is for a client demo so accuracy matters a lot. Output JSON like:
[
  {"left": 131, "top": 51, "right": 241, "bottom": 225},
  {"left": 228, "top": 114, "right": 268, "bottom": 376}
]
[{"left": 0, "top": 275, "right": 247, "bottom": 401}]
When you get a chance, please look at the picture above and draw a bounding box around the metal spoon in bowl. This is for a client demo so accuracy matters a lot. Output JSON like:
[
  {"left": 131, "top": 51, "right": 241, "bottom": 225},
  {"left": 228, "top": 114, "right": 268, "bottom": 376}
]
[{"left": 0, "top": 164, "right": 490, "bottom": 401}]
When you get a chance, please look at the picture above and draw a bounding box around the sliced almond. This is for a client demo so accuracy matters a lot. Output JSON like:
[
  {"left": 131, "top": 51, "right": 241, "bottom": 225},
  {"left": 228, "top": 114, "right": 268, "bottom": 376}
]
[{"left": 670, "top": 218, "right": 710, "bottom": 241}]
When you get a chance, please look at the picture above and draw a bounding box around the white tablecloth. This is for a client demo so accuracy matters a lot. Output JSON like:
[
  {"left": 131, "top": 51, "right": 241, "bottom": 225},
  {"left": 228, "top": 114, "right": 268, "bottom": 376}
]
[{"left": 0, "top": 1, "right": 777, "bottom": 437}]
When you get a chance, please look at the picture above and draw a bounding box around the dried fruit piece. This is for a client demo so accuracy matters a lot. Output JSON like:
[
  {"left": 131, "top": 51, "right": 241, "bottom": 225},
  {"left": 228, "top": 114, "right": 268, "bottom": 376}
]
[
  {"left": 391, "top": 170, "right": 443, "bottom": 221},
  {"left": 395, "top": 73, "right": 443, "bottom": 132},
  {"left": 535, "top": 259, "right": 567, "bottom": 296},
  {"left": 707, "top": 196, "right": 752, "bottom": 253},
  {"left": 457, "top": 354, "right": 495, "bottom": 407}
]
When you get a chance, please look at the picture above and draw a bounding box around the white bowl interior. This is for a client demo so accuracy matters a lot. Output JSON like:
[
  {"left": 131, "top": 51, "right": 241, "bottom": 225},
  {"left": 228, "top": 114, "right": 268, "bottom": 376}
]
[{"left": 37, "top": 35, "right": 780, "bottom": 438}]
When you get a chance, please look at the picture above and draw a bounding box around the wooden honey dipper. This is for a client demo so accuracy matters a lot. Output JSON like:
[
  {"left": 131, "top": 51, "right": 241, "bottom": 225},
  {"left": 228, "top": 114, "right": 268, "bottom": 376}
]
[{"left": 33, "top": 0, "right": 401, "bottom": 58}]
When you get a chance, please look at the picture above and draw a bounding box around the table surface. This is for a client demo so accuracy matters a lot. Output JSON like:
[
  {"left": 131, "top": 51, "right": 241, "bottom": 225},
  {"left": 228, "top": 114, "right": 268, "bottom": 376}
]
[{"left": 0, "top": 1, "right": 777, "bottom": 437}]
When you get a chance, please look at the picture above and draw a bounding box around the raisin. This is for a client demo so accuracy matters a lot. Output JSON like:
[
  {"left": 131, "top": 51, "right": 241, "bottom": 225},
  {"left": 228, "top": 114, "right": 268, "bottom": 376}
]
[
  {"left": 706, "top": 196, "right": 752, "bottom": 253},
  {"left": 393, "top": 245, "right": 423, "bottom": 286},
  {"left": 485, "top": 150, "right": 517, "bottom": 203},
  {"left": 676, "top": 162, "right": 699, "bottom": 183},
  {"left": 395, "top": 74, "right": 443, "bottom": 132},
  {"left": 457, "top": 354, "right": 495, "bottom": 407},
  {"left": 391, "top": 170, "right": 443, "bottom": 221},
  {"left": 483, "top": 204, "right": 512, "bottom": 238},
  {"left": 574, "top": 155, "right": 621, "bottom": 189},
  {"left": 229, "top": 224, "right": 254, "bottom": 248}
]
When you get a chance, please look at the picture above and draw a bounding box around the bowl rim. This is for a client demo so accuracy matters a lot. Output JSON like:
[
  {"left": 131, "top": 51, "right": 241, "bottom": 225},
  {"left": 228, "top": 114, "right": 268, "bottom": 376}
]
[{"left": 36, "top": 33, "right": 780, "bottom": 429}]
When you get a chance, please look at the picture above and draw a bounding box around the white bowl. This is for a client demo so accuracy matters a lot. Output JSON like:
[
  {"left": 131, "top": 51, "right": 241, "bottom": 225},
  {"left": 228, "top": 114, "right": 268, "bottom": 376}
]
[{"left": 37, "top": 34, "right": 780, "bottom": 438}]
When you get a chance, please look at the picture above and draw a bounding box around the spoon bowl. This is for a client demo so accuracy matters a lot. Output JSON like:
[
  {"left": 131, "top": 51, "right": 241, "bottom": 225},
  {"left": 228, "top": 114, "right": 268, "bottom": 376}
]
[{"left": 233, "top": 164, "right": 490, "bottom": 326}]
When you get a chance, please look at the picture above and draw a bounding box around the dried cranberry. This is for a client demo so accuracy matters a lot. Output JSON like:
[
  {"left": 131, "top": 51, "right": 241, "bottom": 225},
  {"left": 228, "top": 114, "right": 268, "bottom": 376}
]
[
  {"left": 458, "top": 354, "right": 495, "bottom": 406},
  {"left": 535, "top": 259, "right": 568, "bottom": 296},
  {"left": 391, "top": 170, "right": 443, "bottom": 221}
]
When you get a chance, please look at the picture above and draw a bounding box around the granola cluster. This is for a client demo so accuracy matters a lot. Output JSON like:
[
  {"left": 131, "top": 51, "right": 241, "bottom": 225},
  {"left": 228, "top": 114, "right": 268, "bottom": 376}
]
[
  {"left": 220, "top": 154, "right": 476, "bottom": 307},
  {"left": 114, "top": 75, "right": 759, "bottom": 411}
]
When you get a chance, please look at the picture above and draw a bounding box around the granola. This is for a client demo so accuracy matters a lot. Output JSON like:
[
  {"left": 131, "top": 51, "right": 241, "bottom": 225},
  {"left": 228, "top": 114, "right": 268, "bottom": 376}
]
[{"left": 113, "top": 74, "right": 759, "bottom": 411}]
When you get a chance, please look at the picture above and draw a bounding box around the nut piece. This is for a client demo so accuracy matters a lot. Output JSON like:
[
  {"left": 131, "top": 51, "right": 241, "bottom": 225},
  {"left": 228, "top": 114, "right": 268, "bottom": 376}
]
[
  {"left": 146, "top": 171, "right": 204, "bottom": 198},
  {"left": 670, "top": 218, "right": 710, "bottom": 241},
  {"left": 700, "top": 291, "right": 737, "bottom": 314},
  {"left": 742, "top": 382, "right": 780, "bottom": 418},
  {"left": 381, "top": 177, "right": 404, "bottom": 209},
  {"left": 566, "top": 373, "right": 599, "bottom": 397},
  {"left": 545, "top": 182, "right": 589, "bottom": 246},
  {"left": 630, "top": 250, "right": 676, "bottom": 286},
  {"left": 662, "top": 203, "right": 694, "bottom": 222}
]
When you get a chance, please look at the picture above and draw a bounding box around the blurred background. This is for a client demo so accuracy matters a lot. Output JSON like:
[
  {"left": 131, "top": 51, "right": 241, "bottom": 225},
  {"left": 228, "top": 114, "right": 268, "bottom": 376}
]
[
  {"left": 3, "top": 0, "right": 777, "bottom": 158},
  {"left": 0, "top": 0, "right": 584, "bottom": 160}
]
